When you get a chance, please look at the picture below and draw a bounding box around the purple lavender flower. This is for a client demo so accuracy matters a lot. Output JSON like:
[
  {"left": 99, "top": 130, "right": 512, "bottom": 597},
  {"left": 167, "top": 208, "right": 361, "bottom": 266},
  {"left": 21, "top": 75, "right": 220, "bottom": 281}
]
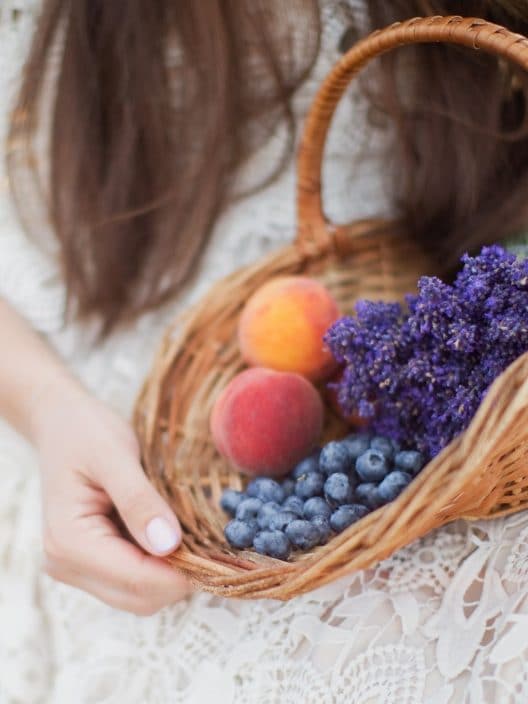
[{"left": 325, "top": 246, "right": 528, "bottom": 459}]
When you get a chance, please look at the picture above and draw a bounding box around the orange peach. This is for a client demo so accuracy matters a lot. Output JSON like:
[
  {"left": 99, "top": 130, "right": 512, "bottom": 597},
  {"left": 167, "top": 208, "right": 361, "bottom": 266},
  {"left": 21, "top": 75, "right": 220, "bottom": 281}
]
[
  {"left": 238, "top": 276, "right": 339, "bottom": 381},
  {"left": 210, "top": 367, "right": 323, "bottom": 477}
]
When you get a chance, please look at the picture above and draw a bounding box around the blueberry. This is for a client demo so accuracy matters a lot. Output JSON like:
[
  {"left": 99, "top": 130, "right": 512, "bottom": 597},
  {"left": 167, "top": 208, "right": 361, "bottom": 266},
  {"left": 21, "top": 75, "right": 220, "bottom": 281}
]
[
  {"left": 330, "top": 504, "right": 369, "bottom": 532},
  {"left": 253, "top": 531, "right": 291, "bottom": 560},
  {"left": 342, "top": 433, "right": 371, "bottom": 459},
  {"left": 235, "top": 497, "right": 263, "bottom": 521},
  {"left": 377, "top": 471, "right": 412, "bottom": 502},
  {"left": 295, "top": 471, "right": 325, "bottom": 499},
  {"left": 257, "top": 501, "right": 282, "bottom": 530},
  {"left": 220, "top": 489, "right": 245, "bottom": 516},
  {"left": 246, "top": 478, "right": 285, "bottom": 504},
  {"left": 268, "top": 511, "right": 298, "bottom": 531},
  {"left": 303, "top": 496, "right": 332, "bottom": 520},
  {"left": 319, "top": 441, "right": 354, "bottom": 475},
  {"left": 394, "top": 450, "right": 425, "bottom": 476},
  {"left": 369, "top": 436, "right": 396, "bottom": 460},
  {"left": 311, "top": 515, "right": 332, "bottom": 545},
  {"left": 225, "top": 519, "right": 258, "bottom": 548},
  {"left": 282, "top": 495, "right": 305, "bottom": 516},
  {"left": 354, "top": 482, "right": 383, "bottom": 509},
  {"left": 355, "top": 449, "right": 389, "bottom": 482},
  {"left": 246, "top": 479, "right": 261, "bottom": 497},
  {"left": 281, "top": 478, "right": 296, "bottom": 497},
  {"left": 324, "top": 472, "right": 353, "bottom": 507},
  {"left": 292, "top": 454, "right": 320, "bottom": 479},
  {"left": 285, "top": 520, "right": 321, "bottom": 550}
]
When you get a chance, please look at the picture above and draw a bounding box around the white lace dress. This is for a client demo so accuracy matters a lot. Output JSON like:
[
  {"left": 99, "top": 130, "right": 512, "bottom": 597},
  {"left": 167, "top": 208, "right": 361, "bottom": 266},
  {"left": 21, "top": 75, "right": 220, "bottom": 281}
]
[{"left": 2, "top": 2, "right": 528, "bottom": 703}]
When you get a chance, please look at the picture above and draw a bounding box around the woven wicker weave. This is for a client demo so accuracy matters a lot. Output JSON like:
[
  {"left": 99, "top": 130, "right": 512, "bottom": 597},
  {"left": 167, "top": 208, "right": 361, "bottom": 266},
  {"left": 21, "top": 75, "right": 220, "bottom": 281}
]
[{"left": 134, "top": 16, "right": 528, "bottom": 600}]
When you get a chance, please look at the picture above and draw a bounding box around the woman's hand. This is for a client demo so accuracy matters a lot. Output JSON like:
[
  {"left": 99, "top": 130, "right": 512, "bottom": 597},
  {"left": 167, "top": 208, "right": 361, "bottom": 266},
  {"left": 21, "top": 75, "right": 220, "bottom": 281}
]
[
  {"left": 33, "top": 382, "right": 192, "bottom": 616},
  {"left": 0, "top": 299, "right": 189, "bottom": 614}
]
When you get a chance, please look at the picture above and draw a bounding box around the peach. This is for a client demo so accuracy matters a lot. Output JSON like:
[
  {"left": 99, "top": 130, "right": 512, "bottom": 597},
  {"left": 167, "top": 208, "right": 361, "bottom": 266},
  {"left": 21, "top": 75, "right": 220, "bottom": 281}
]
[
  {"left": 238, "top": 276, "right": 339, "bottom": 381},
  {"left": 210, "top": 367, "right": 323, "bottom": 477}
]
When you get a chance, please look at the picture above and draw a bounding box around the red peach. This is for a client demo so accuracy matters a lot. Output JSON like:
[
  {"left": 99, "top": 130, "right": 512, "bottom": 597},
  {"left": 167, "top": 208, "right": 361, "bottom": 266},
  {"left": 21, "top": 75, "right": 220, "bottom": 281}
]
[
  {"left": 238, "top": 276, "right": 339, "bottom": 381},
  {"left": 210, "top": 367, "right": 323, "bottom": 477}
]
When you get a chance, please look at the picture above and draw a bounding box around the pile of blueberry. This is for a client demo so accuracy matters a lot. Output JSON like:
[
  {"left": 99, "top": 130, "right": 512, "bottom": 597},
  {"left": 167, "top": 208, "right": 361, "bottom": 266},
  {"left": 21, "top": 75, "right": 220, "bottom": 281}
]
[{"left": 221, "top": 433, "right": 424, "bottom": 560}]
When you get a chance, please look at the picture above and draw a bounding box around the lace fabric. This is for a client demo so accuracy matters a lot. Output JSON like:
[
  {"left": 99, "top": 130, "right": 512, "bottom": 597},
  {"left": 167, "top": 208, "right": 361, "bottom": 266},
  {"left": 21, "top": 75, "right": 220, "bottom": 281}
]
[{"left": 1, "top": 3, "right": 528, "bottom": 703}]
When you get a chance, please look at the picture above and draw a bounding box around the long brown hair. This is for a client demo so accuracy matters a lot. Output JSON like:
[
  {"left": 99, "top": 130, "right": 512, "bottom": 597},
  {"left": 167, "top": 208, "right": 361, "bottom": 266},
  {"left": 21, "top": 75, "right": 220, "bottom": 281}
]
[
  {"left": 8, "top": 0, "right": 320, "bottom": 333},
  {"left": 365, "top": 0, "right": 528, "bottom": 270},
  {"left": 7, "top": 0, "right": 528, "bottom": 333}
]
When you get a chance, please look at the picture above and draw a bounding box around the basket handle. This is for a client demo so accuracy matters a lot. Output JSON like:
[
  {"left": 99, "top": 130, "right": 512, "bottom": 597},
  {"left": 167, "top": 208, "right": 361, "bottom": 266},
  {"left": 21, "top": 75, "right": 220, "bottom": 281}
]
[{"left": 296, "top": 15, "right": 528, "bottom": 252}]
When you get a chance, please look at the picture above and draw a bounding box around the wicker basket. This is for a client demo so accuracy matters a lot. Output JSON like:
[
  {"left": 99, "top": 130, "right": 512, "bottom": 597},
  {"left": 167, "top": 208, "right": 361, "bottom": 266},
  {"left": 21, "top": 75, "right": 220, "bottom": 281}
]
[{"left": 134, "top": 16, "right": 528, "bottom": 600}]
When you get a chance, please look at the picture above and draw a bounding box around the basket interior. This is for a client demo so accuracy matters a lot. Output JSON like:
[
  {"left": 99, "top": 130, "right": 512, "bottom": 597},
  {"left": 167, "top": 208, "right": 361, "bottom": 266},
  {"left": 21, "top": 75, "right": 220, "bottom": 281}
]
[{"left": 139, "top": 224, "right": 430, "bottom": 556}]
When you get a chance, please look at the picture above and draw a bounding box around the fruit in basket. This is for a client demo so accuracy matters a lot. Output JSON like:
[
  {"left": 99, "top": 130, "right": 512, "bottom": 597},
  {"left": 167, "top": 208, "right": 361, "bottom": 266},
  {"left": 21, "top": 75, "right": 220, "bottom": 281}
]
[
  {"left": 354, "top": 482, "right": 383, "bottom": 509},
  {"left": 235, "top": 497, "right": 263, "bottom": 521},
  {"left": 319, "top": 440, "right": 355, "bottom": 475},
  {"left": 311, "top": 515, "right": 332, "bottom": 544},
  {"left": 283, "top": 495, "right": 304, "bottom": 515},
  {"left": 370, "top": 436, "right": 399, "bottom": 459},
  {"left": 394, "top": 450, "right": 424, "bottom": 475},
  {"left": 324, "top": 472, "right": 354, "bottom": 507},
  {"left": 220, "top": 489, "right": 245, "bottom": 516},
  {"left": 303, "top": 496, "right": 332, "bottom": 520},
  {"left": 224, "top": 519, "right": 258, "bottom": 549},
  {"left": 292, "top": 450, "right": 320, "bottom": 478},
  {"left": 294, "top": 471, "right": 325, "bottom": 499},
  {"left": 355, "top": 449, "right": 390, "bottom": 482},
  {"left": 253, "top": 530, "right": 292, "bottom": 560},
  {"left": 221, "top": 432, "right": 424, "bottom": 559},
  {"left": 246, "top": 477, "right": 285, "bottom": 503},
  {"left": 329, "top": 504, "right": 369, "bottom": 532},
  {"left": 342, "top": 433, "right": 371, "bottom": 459},
  {"left": 210, "top": 367, "right": 323, "bottom": 477},
  {"left": 238, "top": 276, "right": 339, "bottom": 381},
  {"left": 269, "top": 511, "right": 298, "bottom": 531},
  {"left": 257, "top": 501, "right": 283, "bottom": 530},
  {"left": 377, "top": 471, "right": 413, "bottom": 502},
  {"left": 285, "top": 519, "right": 321, "bottom": 550}
]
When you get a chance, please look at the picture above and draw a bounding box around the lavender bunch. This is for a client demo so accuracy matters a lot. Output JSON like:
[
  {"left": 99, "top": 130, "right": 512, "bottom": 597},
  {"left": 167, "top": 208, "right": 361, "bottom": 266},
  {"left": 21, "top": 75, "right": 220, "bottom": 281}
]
[{"left": 325, "top": 246, "right": 528, "bottom": 459}]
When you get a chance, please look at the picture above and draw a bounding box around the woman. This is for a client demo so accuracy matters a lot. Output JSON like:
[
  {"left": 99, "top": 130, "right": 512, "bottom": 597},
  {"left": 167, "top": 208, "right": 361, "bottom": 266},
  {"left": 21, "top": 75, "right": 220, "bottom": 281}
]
[{"left": 2, "top": 1, "right": 528, "bottom": 701}]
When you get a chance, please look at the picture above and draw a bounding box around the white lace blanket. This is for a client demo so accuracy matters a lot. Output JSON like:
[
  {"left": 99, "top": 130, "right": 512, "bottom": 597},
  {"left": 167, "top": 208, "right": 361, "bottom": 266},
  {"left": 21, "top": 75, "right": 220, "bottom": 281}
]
[{"left": 1, "top": 2, "right": 528, "bottom": 703}]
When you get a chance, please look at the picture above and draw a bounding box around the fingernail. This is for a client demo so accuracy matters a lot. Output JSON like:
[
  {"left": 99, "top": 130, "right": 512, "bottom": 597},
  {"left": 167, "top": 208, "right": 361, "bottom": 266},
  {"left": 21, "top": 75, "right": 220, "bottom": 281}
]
[{"left": 146, "top": 517, "right": 180, "bottom": 554}]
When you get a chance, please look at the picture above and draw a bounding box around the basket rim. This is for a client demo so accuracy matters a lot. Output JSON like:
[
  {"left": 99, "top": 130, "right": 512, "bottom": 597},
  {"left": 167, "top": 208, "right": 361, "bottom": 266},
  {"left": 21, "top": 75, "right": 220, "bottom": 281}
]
[{"left": 295, "top": 15, "right": 528, "bottom": 252}]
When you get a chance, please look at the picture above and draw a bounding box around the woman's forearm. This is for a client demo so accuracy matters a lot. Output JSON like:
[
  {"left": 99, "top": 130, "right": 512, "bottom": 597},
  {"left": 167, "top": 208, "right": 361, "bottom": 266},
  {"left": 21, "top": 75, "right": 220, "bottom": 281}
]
[{"left": 0, "top": 297, "right": 83, "bottom": 442}]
